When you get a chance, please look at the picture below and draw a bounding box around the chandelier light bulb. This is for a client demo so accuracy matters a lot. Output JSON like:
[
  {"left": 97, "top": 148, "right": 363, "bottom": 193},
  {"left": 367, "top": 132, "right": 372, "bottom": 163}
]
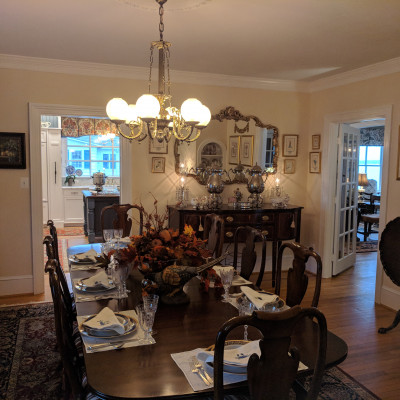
[
  {"left": 106, "top": 98, "right": 129, "bottom": 121},
  {"left": 197, "top": 104, "right": 211, "bottom": 127},
  {"left": 136, "top": 94, "right": 160, "bottom": 119},
  {"left": 125, "top": 104, "right": 138, "bottom": 123},
  {"left": 181, "top": 98, "right": 202, "bottom": 122}
]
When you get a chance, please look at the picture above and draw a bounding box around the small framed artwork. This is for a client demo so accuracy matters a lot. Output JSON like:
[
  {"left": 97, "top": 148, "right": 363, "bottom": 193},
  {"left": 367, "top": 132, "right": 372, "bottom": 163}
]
[
  {"left": 309, "top": 152, "right": 321, "bottom": 173},
  {"left": 284, "top": 159, "right": 296, "bottom": 174},
  {"left": 312, "top": 134, "right": 321, "bottom": 150},
  {"left": 282, "top": 135, "right": 298, "bottom": 157},
  {"left": 240, "top": 135, "right": 254, "bottom": 166},
  {"left": 0, "top": 132, "right": 26, "bottom": 169},
  {"left": 151, "top": 157, "right": 165, "bottom": 173},
  {"left": 229, "top": 135, "right": 240, "bottom": 165},
  {"left": 149, "top": 139, "right": 168, "bottom": 154}
]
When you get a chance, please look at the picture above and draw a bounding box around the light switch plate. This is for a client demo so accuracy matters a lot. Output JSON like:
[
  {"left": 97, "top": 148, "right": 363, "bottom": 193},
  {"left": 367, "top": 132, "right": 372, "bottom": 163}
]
[{"left": 20, "top": 177, "right": 29, "bottom": 189}]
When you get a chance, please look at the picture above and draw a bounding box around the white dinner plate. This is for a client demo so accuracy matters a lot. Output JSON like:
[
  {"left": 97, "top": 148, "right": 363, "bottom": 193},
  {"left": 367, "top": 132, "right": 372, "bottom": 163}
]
[
  {"left": 80, "top": 313, "right": 137, "bottom": 338},
  {"left": 74, "top": 278, "right": 115, "bottom": 293}
]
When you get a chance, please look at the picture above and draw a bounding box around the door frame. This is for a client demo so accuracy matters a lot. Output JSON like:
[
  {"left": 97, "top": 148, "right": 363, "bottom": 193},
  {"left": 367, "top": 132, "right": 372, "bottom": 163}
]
[
  {"left": 320, "top": 105, "right": 392, "bottom": 303},
  {"left": 29, "top": 103, "right": 132, "bottom": 294}
]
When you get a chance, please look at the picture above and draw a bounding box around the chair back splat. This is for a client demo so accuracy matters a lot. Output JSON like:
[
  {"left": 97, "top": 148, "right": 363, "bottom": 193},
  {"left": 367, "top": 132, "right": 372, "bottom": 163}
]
[
  {"left": 203, "top": 213, "right": 225, "bottom": 258},
  {"left": 214, "top": 306, "right": 327, "bottom": 400},
  {"left": 233, "top": 226, "right": 267, "bottom": 288},
  {"left": 100, "top": 203, "right": 144, "bottom": 240},
  {"left": 276, "top": 242, "right": 322, "bottom": 308}
]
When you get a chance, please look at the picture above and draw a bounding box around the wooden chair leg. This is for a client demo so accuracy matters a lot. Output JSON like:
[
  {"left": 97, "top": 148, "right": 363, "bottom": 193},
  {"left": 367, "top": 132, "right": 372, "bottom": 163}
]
[{"left": 378, "top": 309, "right": 400, "bottom": 334}]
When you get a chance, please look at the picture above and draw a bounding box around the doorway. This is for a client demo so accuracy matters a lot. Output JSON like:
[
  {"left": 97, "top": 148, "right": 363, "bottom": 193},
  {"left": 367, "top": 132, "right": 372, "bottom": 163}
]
[
  {"left": 320, "top": 105, "right": 392, "bottom": 304},
  {"left": 29, "top": 103, "right": 132, "bottom": 294}
]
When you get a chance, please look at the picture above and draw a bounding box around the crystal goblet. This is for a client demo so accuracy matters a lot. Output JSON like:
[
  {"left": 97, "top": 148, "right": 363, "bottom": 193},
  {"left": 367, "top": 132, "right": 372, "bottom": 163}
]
[
  {"left": 136, "top": 304, "right": 155, "bottom": 344},
  {"left": 143, "top": 294, "right": 159, "bottom": 335},
  {"left": 220, "top": 268, "right": 234, "bottom": 303},
  {"left": 238, "top": 297, "right": 255, "bottom": 340}
]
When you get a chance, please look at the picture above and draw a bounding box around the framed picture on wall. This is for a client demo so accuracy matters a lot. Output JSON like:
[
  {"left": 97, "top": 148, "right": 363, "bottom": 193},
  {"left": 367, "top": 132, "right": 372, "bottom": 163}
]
[
  {"left": 229, "top": 135, "right": 240, "bottom": 165},
  {"left": 0, "top": 132, "right": 26, "bottom": 169},
  {"left": 284, "top": 159, "right": 296, "bottom": 174},
  {"left": 309, "top": 152, "right": 321, "bottom": 173},
  {"left": 152, "top": 157, "right": 165, "bottom": 173},
  {"left": 282, "top": 135, "right": 298, "bottom": 157},
  {"left": 149, "top": 139, "right": 168, "bottom": 154},
  {"left": 240, "top": 135, "right": 254, "bottom": 166},
  {"left": 312, "top": 134, "right": 321, "bottom": 150}
]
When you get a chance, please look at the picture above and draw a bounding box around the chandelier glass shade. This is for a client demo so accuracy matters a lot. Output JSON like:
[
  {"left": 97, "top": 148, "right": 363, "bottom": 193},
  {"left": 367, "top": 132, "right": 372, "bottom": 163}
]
[{"left": 106, "top": 0, "right": 211, "bottom": 143}]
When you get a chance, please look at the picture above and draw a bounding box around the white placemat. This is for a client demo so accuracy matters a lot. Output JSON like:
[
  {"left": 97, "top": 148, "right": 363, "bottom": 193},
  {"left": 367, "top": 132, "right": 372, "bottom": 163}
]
[
  {"left": 77, "top": 309, "right": 154, "bottom": 353},
  {"left": 72, "top": 278, "right": 127, "bottom": 302}
]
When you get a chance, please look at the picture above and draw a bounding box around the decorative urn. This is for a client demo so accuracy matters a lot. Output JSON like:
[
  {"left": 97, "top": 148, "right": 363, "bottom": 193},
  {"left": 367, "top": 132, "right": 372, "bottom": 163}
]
[
  {"left": 246, "top": 164, "right": 267, "bottom": 208},
  {"left": 206, "top": 168, "right": 225, "bottom": 208}
]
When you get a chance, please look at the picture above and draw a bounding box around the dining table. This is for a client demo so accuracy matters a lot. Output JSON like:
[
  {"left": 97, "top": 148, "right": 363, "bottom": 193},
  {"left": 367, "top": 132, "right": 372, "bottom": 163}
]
[{"left": 68, "top": 244, "right": 348, "bottom": 399}]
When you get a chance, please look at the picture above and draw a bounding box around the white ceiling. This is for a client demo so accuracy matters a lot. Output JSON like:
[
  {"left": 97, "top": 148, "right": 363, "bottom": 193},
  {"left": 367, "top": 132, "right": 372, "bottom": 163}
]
[{"left": 1, "top": 0, "right": 400, "bottom": 82}]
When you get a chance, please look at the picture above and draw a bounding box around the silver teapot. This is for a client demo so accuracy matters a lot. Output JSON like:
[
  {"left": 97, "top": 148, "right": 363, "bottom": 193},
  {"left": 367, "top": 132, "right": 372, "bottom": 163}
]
[
  {"left": 246, "top": 164, "right": 268, "bottom": 208},
  {"left": 206, "top": 168, "right": 225, "bottom": 209},
  {"left": 92, "top": 172, "right": 107, "bottom": 192}
]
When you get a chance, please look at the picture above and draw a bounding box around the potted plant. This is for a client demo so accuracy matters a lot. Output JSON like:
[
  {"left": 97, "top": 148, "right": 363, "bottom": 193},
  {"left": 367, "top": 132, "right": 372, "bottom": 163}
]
[{"left": 65, "top": 174, "right": 75, "bottom": 186}]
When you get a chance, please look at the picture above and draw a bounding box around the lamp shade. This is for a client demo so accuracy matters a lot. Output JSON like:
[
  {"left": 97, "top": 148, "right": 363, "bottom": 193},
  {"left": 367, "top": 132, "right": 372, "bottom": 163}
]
[
  {"left": 106, "top": 98, "right": 129, "bottom": 121},
  {"left": 136, "top": 94, "right": 160, "bottom": 119},
  {"left": 125, "top": 104, "right": 138, "bottom": 124},
  {"left": 197, "top": 104, "right": 212, "bottom": 127},
  {"left": 181, "top": 98, "right": 202, "bottom": 122},
  {"left": 358, "top": 173, "right": 369, "bottom": 187}
]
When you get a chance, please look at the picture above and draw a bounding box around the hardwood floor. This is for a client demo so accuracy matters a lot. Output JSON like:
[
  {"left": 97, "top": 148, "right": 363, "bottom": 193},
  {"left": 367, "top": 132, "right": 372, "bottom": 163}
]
[{"left": 1, "top": 248, "right": 398, "bottom": 399}]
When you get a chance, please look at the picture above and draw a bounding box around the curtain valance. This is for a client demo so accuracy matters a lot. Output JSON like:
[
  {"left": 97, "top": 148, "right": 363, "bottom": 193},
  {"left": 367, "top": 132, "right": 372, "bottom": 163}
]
[
  {"left": 360, "top": 127, "right": 384, "bottom": 146},
  {"left": 61, "top": 117, "right": 117, "bottom": 137}
]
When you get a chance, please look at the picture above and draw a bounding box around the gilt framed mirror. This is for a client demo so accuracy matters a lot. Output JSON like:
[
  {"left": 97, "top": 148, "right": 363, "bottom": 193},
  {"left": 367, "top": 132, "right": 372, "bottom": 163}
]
[{"left": 174, "top": 106, "right": 279, "bottom": 184}]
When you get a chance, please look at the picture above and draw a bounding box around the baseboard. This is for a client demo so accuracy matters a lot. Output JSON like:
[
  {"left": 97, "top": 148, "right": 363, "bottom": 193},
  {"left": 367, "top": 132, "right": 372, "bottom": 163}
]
[
  {"left": 0, "top": 275, "right": 33, "bottom": 296},
  {"left": 380, "top": 284, "right": 400, "bottom": 311}
]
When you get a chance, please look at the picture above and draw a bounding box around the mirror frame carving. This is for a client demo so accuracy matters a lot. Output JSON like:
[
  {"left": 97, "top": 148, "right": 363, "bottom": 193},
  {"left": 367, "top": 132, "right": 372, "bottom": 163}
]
[{"left": 174, "top": 106, "right": 279, "bottom": 183}]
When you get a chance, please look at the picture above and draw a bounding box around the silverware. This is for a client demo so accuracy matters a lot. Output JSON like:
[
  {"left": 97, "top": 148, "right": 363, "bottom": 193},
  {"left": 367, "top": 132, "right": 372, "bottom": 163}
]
[
  {"left": 87, "top": 338, "right": 139, "bottom": 350},
  {"left": 191, "top": 357, "right": 212, "bottom": 385},
  {"left": 193, "top": 357, "right": 213, "bottom": 384}
]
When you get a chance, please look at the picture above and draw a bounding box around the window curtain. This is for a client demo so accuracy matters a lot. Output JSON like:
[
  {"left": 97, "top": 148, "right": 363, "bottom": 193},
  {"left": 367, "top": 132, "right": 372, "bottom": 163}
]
[
  {"left": 360, "top": 126, "right": 384, "bottom": 146},
  {"left": 61, "top": 117, "right": 117, "bottom": 137}
]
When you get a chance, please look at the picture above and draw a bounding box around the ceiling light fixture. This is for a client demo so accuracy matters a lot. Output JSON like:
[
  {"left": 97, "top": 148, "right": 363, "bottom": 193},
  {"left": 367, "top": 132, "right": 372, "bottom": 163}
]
[{"left": 106, "top": 0, "right": 211, "bottom": 143}]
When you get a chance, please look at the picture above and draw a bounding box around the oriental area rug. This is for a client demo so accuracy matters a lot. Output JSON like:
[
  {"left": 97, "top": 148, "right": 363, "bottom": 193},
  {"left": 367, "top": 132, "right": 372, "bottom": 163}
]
[{"left": 0, "top": 303, "right": 380, "bottom": 400}]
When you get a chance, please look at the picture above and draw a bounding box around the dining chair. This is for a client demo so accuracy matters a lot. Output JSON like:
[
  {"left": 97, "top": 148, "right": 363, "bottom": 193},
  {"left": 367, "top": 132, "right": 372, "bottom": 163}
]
[
  {"left": 378, "top": 217, "right": 400, "bottom": 334},
  {"left": 214, "top": 306, "right": 327, "bottom": 400},
  {"left": 46, "top": 260, "right": 95, "bottom": 399},
  {"left": 203, "top": 213, "right": 225, "bottom": 258},
  {"left": 43, "top": 235, "right": 76, "bottom": 319},
  {"left": 275, "top": 242, "right": 322, "bottom": 308},
  {"left": 47, "top": 220, "right": 59, "bottom": 263},
  {"left": 232, "top": 226, "right": 267, "bottom": 288},
  {"left": 100, "top": 203, "right": 144, "bottom": 240}
]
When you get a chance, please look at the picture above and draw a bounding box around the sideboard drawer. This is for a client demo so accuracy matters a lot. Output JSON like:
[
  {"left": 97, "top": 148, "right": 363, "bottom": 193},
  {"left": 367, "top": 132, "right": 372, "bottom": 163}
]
[{"left": 224, "top": 214, "right": 251, "bottom": 226}]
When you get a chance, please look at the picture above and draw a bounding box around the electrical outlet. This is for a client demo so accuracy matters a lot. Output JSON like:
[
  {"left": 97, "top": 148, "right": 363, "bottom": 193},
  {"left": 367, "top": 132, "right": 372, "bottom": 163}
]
[{"left": 20, "top": 177, "right": 29, "bottom": 189}]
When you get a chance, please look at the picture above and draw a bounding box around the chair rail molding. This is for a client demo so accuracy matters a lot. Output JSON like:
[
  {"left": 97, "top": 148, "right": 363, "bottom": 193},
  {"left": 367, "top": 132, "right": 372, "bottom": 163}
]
[{"left": 29, "top": 103, "right": 132, "bottom": 294}]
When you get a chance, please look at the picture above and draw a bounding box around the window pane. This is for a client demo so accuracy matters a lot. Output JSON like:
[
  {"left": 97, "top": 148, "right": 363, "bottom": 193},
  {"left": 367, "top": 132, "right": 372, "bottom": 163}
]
[
  {"left": 366, "top": 166, "right": 381, "bottom": 189},
  {"left": 359, "top": 146, "right": 366, "bottom": 163},
  {"left": 113, "top": 148, "right": 120, "bottom": 161},
  {"left": 92, "top": 147, "right": 112, "bottom": 161},
  {"left": 366, "top": 146, "right": 381, "bottom": 166},
  {"left": 67, "top": 136, "right": 90, "bottom": 146}
]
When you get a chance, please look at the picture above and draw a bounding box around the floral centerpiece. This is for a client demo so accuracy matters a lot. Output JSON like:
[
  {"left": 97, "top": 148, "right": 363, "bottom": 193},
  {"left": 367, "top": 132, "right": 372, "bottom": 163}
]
[{"left": 98, "top": 199, "right": 223, "bottom": 304}]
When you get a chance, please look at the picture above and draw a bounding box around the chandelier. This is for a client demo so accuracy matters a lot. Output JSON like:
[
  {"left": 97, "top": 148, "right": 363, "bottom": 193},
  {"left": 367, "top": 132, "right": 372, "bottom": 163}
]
[{"left": 106, "top": 0, "right": 211, "bottom": 143}]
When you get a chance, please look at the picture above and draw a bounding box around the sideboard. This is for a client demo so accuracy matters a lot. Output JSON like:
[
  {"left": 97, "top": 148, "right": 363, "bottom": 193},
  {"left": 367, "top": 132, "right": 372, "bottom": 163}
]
[
  {"left": 168, "top": 204, "right": 303, "bottom": 286},
  {"left": 83, "top": 190, "right": 120, "bottom": 243}
]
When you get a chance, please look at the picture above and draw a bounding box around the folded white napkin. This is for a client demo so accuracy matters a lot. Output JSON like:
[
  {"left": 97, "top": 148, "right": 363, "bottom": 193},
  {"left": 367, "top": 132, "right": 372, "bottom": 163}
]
[
  {"left": 74, "top": 249, "right": 98, "bottom": 262},
  {"left": 82, "top": 307, "right": 125, "bottom": 335},
  {"left": 81, "top": 269, "right": 114, "bottom": 289},
  {"left": 197, "top": 340, "right": 261, "bottom": 367},
  {"left": 241, "top": 286, "right": 278, "bottom": 310},
  {"left": 119, "top": 237, "right": 131, "bottom": 243}
]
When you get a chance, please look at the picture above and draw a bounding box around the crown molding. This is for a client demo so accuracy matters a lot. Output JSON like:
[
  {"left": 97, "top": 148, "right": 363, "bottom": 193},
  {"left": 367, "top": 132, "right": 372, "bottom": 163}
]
[
  {"left": 308, "top": 57, "right": 400, "bottom": 92},
  {"left": 2, "top": 53, "right": 400, "bottom": 93},
  {"left": 0, "top": 53, "right": 306, "bottom": 92}
]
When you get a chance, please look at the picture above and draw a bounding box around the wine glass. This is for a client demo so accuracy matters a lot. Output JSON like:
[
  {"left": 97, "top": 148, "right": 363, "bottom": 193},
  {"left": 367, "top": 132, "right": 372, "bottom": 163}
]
[
  {"left": 117, "top": 262, "right": 132, "bottom": 297},
  {"left": 136, "top": 304, "right": 155, "bottom": 344},
  {"left": 113, "top": 228, "right": 123, "bottom": 248},
  {"left": 111, "top": 262, "right": 124, "bottom": 298},
  {"left": 143, "top": 294, "right": 159, "bottom": 335},
  {"left": 238, "top": 297, "right": 255, "bottom": 340},
  {"left": 220, "top": 268, "right": 234, "bottom": 302}
]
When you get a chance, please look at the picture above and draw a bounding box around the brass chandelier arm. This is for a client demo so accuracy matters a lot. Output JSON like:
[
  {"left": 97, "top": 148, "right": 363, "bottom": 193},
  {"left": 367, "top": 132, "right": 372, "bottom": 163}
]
[{"left": 114, "top": 121, "right": 147, "bottom": 141}]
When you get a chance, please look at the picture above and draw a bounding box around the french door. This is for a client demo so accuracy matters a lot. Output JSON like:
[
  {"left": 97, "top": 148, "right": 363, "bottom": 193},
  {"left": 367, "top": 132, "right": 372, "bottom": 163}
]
[{"left": 332, "top": 124, "right": 360, "bottom": 275}]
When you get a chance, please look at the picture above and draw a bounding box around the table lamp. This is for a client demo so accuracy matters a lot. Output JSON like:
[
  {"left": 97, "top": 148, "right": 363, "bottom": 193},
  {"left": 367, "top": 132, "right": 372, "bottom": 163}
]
[{"left": 358, "top": 173, "right": 369, "bottom": 200}]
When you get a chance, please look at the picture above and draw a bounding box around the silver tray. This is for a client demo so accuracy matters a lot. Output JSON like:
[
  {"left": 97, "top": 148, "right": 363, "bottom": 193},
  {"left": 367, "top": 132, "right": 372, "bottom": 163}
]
[{"left": 80, "top": 313, "right": 137, "bottom": 338}]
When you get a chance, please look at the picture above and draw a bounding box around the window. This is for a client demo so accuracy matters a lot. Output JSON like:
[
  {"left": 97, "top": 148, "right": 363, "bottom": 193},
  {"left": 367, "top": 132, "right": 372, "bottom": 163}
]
[
  {"left": 63, "top": 135, "right": 120, "bottom": 177},
  {"left": 358, "top": 145, "right": 383, "bottom": 191}
]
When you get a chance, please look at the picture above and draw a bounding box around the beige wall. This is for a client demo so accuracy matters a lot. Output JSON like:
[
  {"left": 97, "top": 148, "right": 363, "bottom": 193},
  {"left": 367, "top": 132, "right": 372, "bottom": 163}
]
[{"left": 0, "top": 67, "right": 310, "bottom": 295}]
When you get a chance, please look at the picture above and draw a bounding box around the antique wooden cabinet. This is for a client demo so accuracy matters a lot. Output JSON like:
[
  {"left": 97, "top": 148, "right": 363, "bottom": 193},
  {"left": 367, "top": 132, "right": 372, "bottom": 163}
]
[
  {"left": 168, "top": 204, "right": 303, "bottom": 285},
  {"left": 83, "top": 190, "right": 120, "bottom": 243}
]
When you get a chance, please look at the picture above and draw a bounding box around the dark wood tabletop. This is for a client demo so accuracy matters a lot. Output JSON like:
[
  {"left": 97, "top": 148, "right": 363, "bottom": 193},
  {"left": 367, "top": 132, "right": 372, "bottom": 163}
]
[{"left": 68, "top": 244, "right": 348, "bottom": 399}]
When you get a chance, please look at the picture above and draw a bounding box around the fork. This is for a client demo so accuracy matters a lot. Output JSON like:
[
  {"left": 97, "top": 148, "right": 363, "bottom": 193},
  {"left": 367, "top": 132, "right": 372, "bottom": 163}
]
[
  {"left": 192, "top": 356, "right": 213, "bottom": 385},
  {"left": 190, "top": 358, "right": 210, "bottom": 385}
]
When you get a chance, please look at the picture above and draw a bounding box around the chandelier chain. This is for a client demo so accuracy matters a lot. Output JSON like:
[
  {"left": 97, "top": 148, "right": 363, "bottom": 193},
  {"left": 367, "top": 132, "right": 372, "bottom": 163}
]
[
  {"left": 165, "top": 46, "right": 171, "bottom": 97},
  {"left": 159, "top": 2, "right": 164, "bottom": 41}
]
